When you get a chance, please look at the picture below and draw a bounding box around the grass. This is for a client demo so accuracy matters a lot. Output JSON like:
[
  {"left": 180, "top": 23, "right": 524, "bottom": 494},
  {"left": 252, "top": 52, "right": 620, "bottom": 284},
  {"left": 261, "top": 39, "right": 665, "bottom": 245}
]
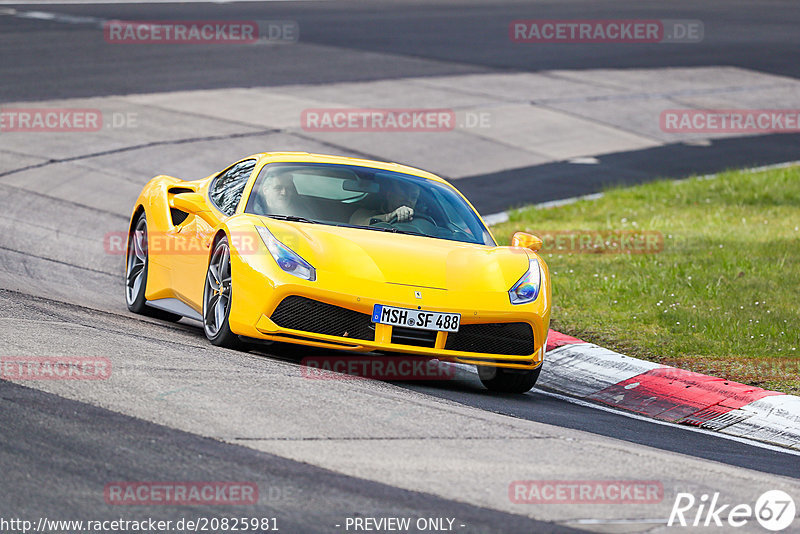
[{"left": 490, "top": 165, "right": 800, "bottom": 394}]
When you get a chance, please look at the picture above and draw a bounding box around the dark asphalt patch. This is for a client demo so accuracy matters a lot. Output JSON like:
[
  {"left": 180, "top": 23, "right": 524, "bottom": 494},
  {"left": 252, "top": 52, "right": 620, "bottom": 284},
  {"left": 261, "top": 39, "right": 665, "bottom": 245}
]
[
  {"left": 457, "top": 133, "right": 800, "bottom": 213},
  {"left": 0, "top": 379, "right": 582, "bottom": 533}
]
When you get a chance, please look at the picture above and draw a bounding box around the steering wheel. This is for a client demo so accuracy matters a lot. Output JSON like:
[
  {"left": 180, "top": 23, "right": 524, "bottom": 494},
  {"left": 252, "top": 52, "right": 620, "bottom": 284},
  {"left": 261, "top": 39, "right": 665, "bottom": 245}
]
[{"left": 387, "top": 213, "right": 436, "bottom": 226}]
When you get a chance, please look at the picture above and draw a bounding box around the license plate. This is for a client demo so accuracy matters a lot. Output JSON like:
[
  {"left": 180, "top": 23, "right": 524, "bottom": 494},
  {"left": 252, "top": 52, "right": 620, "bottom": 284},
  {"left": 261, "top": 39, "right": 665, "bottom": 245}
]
[{"left": 371, "top": 304, "right": 460, "bottom": 332}]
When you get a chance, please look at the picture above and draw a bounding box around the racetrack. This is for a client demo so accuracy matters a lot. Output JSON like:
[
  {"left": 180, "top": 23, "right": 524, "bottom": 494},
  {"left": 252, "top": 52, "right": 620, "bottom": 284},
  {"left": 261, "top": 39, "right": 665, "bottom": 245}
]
[{"left": 1, "top": 2, "right": 800, "bottom": 532}]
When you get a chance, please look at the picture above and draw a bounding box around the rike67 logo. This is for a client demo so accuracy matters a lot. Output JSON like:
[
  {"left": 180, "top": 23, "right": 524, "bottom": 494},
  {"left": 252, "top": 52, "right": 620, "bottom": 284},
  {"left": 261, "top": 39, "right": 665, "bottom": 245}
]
[{"left": 669, "top": 490, "right": 796, "bottom": 531}]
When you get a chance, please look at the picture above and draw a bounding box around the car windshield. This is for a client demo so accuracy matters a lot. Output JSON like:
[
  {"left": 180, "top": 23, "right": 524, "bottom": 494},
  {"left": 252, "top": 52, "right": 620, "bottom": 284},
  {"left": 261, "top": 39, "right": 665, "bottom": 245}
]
[{"left": 245, "top": 162, "right": 495, "bottom": 246}]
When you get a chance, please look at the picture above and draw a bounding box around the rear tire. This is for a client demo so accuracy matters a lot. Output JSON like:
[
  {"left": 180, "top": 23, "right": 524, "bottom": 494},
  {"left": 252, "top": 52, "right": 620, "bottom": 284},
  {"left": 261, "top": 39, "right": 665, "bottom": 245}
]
[
  {"left": 202, "top": 236, "right": 241, "bottom": 349},
  {"left": 125, "top": 213, "right": 182, "bottom": 322},
  {"left": 478, "top": 364, "right": 541, "bottom": 394}
]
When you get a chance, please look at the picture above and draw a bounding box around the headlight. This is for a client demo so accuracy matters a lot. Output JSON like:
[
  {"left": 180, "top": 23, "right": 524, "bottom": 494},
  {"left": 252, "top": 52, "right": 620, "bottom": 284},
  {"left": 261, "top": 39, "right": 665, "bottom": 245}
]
[
  {"left": 509, "top": 258, "right": 541, "bottom": 305},
  {"left": 255, "top": 226, "right": 316, "bottom": 281}
]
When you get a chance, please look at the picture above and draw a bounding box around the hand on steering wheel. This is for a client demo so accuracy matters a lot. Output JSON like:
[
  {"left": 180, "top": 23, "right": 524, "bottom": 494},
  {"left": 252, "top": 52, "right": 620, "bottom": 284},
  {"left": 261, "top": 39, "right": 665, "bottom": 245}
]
[
  {"left": 387, "top": 211, "right": 438, "bottom": 228},
  {"left": 388, "top": 205, "right": 414, "bottom": 223}
]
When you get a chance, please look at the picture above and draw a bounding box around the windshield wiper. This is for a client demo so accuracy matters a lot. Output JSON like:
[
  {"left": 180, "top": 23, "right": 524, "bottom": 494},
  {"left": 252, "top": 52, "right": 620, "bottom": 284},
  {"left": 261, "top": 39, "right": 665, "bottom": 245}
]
[
  {"left": 264, "top": 214, "right": 319, "bottom": 224},
  {"left": 345, "top": 224, "right": 397, "bottom": 233},
  {"left": 344, "top": 224, "right": 422, "bottom": 236}
]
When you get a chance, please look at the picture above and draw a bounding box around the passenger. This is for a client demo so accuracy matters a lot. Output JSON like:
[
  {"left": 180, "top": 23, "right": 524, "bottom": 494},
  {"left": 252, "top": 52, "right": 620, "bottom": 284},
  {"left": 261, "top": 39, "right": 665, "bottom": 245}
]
[{"left": 255, "top": 169, "right": 309, "bottom": 217}]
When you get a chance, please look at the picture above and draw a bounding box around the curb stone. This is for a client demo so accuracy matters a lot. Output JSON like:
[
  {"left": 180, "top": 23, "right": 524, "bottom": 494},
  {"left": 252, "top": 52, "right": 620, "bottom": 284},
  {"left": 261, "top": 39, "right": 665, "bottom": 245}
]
[{"left": 539, "top": 330, "right": 800, "bottom": 451}]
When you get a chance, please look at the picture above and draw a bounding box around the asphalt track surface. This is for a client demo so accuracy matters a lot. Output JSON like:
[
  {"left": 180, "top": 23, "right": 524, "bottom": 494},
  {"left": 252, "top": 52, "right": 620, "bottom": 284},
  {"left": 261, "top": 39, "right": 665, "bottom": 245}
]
[
  {"left": 2, "top": 0, "right": 799, "bottom": 209},
  {"left": 1, "top": 2, "right": 800, "bottom": 532},
  {"left": 0, "top": 379, "right": 579, "bottom": 533},
  {"left": 3, "top": 0, "right": 800, "bottom": 101}
]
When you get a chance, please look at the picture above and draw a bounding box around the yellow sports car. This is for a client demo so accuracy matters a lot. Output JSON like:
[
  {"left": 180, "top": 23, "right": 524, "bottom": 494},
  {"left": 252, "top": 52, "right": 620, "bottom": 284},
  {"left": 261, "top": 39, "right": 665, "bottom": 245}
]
[{"left": 125, "top": 152, "right": 550, "bottom": 393}]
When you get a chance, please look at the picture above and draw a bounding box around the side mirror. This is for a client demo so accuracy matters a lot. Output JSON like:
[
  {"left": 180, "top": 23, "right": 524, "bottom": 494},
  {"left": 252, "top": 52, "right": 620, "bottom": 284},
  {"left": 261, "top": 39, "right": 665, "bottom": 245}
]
[
  {"left": 170, "top": 192, "right": 217, "bottom": 226},
  {"left": 511, "top": 231, "right": 543, "bottom": 251},
  {"left": 170, "top": 192, "right": 207, "bottom": 214}
]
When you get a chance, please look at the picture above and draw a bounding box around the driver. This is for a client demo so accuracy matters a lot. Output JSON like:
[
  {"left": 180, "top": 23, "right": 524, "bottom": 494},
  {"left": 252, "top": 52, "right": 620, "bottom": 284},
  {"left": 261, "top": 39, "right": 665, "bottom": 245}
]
[
  {"left": 350, "top": 180, "right": 420, "bottom": 226},
  {"left": 256, "top": 169, "right": 309, "bottom": 217}
]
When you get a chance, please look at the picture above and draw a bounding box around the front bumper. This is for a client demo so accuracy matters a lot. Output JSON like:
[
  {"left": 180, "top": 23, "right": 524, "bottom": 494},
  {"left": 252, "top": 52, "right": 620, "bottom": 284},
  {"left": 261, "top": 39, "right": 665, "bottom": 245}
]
[
  {"left": 253, "top": 295, "right": 543, "bottom": 369},
  {"left": 227, "top": 247, "right": 549, "bottom": 370}
]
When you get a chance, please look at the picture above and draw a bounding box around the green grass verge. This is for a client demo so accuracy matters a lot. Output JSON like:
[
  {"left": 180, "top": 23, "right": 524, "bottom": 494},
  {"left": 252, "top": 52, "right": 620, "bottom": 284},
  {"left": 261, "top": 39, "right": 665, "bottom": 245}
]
[{"left": 490, "top": 165, "right": 800, "bottom": 394}]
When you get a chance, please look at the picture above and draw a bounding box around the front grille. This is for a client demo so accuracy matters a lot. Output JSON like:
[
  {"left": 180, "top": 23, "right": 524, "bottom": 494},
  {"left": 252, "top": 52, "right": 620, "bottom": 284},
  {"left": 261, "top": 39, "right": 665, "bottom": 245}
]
[
  {"left": 445, "top": 322, "right": 535, "bottom": 355},
  {"left": 391, "top": 326, "right": 437, "bottom": 348},
  {"left": 270, "top": 296, "right": 374, "bottom": 341}
]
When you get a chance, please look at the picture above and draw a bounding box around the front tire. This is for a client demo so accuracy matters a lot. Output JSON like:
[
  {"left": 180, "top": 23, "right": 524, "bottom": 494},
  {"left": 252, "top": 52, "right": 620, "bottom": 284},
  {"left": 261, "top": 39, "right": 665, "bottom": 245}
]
[
  {"left": 202, "top": 236, "right": 241, "bottom": 349},
  {"left": 125, "top": 213, "right": 182, "bottom": 322},
  {"left": 478, "top": 364, "right": 541, "bottom": 393}
]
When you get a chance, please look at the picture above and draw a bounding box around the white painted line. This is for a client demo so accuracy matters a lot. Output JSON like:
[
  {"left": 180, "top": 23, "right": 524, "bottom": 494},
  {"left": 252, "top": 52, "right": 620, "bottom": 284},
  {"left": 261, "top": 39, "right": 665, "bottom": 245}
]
[
  {"left": 0, "top": 0, "right": 313, "bottom": 4},
  {"left": 483, "top": 193, "right": 606, "bottom": 225},
  {"left": 685, "top": 159, "right": 800, "bottom": 183},
  {"left": 448, "top": 360, "right": 800, "bottom": 455},
  {"left": 482, "top": 212, "right": 509, "bottom": 225},
  {"left": 8, "top": 6, "right": 309, "bottom": 28},
  {"left": 535, "top": 389, "right": 800, "bottom": 457},
  {"left": 16, "top": 10, "right": 54, "bottom": 19},
  {"left": 570, "top": 518, "right": 668, "bottom": 525},
  {"left": 16, "top": 10, "right": 104, "bottom": 25},
  {"left": 535, "top": 192, "right": 605, "bottom": 209},
  {"left": 566, "top": 156, "right": 600, "bottom": 165}
]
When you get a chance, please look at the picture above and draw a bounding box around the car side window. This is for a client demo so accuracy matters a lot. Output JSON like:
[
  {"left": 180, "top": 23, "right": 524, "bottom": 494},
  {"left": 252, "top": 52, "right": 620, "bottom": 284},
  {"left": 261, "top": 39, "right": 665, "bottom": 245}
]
[{"left": 209, "top": 159, "right": 257, "bottom": 216}]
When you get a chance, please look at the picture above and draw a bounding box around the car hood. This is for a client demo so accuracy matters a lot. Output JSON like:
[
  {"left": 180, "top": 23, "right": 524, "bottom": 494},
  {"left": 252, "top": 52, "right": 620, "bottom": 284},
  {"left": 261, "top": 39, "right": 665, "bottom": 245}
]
[{"left": 259, "top": 218, "right": 530, "bottom": 291}]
